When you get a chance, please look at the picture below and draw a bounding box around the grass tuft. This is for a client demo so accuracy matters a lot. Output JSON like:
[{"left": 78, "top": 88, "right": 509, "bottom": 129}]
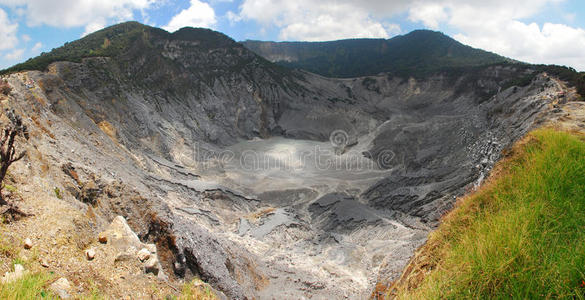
[
  {"left": 0, "top": 272, "right": 55, "bottom": 299},
  {"left": 176, "top": 278, "right": 217, "bottom": 300}
]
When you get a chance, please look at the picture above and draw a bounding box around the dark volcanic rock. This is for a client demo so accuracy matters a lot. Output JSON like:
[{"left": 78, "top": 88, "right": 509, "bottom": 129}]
[{"left": 309, "top": 193, "right": 385, "bottom": 231}]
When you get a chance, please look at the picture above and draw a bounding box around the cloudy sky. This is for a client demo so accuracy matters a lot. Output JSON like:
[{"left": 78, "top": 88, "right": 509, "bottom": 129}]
[{"left": 0, "top": 0, "right": 584, "bottom": 70}]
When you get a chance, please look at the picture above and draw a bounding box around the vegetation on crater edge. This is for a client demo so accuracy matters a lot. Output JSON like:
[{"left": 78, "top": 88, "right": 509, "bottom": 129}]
[{"left": 391, "top": 129, "right": 585, "bottom": 299}]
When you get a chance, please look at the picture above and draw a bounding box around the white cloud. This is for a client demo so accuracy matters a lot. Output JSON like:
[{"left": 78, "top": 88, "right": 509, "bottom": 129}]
[
  {"left": 278, "top": 8, "right": 389, "bottom": 41},
  {"left": 83, "top": 21, "right": 108, "bottom": 36},
  {"left": 0, "top": 8, "right": 18, "bottom": 51},
  {"left": 226, "top": 11, "right": 241, "bottom": 26},
  {"left": 238, "top": 0, "right": 392, "bottom": 41},
  {"left": 383, "top": 23, "right": 402, "bottom": 36},
  {"left": 403, "top": 0, "right": 585, "bottom": 70},
  {"left": 455, "top": 22, "right": 585, "bottom": 70},
  {"left": 0, "top": 0, "right": 159, "bottom": 30},
  {"left": 21, "top": 34, "right": 31, "bottom": 42},
  {"left": 408, "top": 3, "right": 448, "bottom": 29},
  {"left": 4, "top": 48, "right": 24, "bottom": 60},
  {"left": 31, "top": 41, "right": 42, "bottom": 52},
  {"left": 164, "top": 0, "right": 216, "bottom": 32}
]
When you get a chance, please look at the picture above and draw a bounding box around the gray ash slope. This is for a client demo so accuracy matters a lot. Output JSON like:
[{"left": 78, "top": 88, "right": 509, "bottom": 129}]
[{"left": 2, "top": 22, "right": 568, "bottom": 298}]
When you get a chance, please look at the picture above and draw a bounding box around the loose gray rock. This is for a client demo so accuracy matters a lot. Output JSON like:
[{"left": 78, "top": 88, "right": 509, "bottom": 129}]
[
  {"left": 40, "top": 259, "right": 49, "bottom": 268},
  {"left": 85, "top": 248, "right": 96, "bottom": 260},
  {"left": 23, "top": 238, "right": 33, "bottom": 249},
  {"left": 98, "top": 232, "right": 108, "bottom": 244},
  {"left": 144, "top": 257, "right": 159, "bottom": 276}
]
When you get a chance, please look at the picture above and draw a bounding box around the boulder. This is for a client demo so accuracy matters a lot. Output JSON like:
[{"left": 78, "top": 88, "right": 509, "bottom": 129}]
[
  {"left": 104, "top": 216, "right": 167, "bottom": 280},
  {"left": 114, "top": 249, "right": 135, "bottom": 264},
  {"left": 144, "top": 243, "right": 157, "bottom": 254},
  {"left": 50, "top": 277, "right": 71, "bottom": 299},
  {"left": 144, "top": 256, "right": 159, "bottom": 275},
  {"left": 137, "top": 248, "right": 150, "bottom": 262},
  {"left": 2, "top": 264, "right": 25, "bottom": 284},
  {"left": 104, "top": 216, "right": 142, "bottom": 252}
]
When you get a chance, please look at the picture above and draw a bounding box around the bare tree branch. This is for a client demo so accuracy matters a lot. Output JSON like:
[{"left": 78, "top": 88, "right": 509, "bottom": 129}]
[{"left": 0, "top": 109, "right": 29, "bottom": 206}]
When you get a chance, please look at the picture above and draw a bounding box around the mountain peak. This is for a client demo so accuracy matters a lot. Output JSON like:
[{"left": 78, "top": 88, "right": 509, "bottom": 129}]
[
  {"left": 0, "top": 22, "right": 239, "bottom": 75},
  {"left": 242, "top": 30, "right": 510, "bottom": 78}
]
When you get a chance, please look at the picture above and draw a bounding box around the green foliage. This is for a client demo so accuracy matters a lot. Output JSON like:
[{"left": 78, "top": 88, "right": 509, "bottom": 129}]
[
  {"left": 535, "top": 64, "right": 585, "bottom": 100},
  {"left": 53, "top": 187, "right": 62, "bottom": 199},
  {"left": 500, "top": 73, "right": 535, "bottom": 90},
  {"left": 0, "top": 22, "right": 150, "bottom": 74},
  {"left": 11, "top": 258, "right": 26, "bottom": 267},
  {"left": 398, "top": 129, "right": 585, "bottom": 299},
  {"left": 244, "top": 30, "right": 511, "bottom": 79},
  {"left": 3, "top": 184, "right": 16, "bottom": 193},
  {"left": 497, "top": 64, "right": 585, "bottom": 100},
  {"left": 171, "top": 27, "right": 236, "bottom": 50},
  {"left": 0, "top": 22, "right": 244, "bottom": 76},
  {"left": 178, "top": 279, "right": 216, "bottom": 300}
]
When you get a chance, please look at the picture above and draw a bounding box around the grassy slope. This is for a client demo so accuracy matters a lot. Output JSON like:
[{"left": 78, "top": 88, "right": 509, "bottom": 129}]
[{"left": 393, "top": 129, "right": 585, "bottom": 299}]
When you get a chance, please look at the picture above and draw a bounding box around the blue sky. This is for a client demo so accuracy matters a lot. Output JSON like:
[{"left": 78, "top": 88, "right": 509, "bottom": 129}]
[{"left": 1, "top": 0, "right": 584, "bottom": 70}]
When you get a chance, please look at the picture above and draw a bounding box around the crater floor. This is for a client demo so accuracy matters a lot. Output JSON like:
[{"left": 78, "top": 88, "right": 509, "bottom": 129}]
[{"left": 187, "top": 134, "right": 431, "bottom": 298}]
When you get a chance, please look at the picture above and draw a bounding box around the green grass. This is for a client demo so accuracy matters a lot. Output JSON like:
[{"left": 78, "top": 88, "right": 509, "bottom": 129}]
[
  {"left": 0, "top": 270, "right": 56, "bottom": 299},
  {"left": 53, "top": 187, "right": 62, "bottom": 199},
  {"left": 396, "top": 129, "right": 585, "bottom": 299},
  {"left": 0, "top": 231, "right": 55, "bottom": 299},
  {"left": 164, "top": 278, "right": 217, "bottom": 300},
  {"left": 3, "top": 185, "right": 17, "bottom": 193}
]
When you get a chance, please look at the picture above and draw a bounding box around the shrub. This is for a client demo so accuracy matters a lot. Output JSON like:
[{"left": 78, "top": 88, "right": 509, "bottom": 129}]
[{"left": 0, "top": 80, "right": 11, "bottom": 96}]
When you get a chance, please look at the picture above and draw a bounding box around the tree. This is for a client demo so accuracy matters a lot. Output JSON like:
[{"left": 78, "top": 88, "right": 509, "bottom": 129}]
[{"left": 0, "top": 109, "right": 28, "bottom": 205}]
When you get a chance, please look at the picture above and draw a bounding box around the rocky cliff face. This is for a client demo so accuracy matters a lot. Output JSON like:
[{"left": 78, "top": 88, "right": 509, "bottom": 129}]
[{"left": 0, "top": 22, "right": 570, "bottom": 298}]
